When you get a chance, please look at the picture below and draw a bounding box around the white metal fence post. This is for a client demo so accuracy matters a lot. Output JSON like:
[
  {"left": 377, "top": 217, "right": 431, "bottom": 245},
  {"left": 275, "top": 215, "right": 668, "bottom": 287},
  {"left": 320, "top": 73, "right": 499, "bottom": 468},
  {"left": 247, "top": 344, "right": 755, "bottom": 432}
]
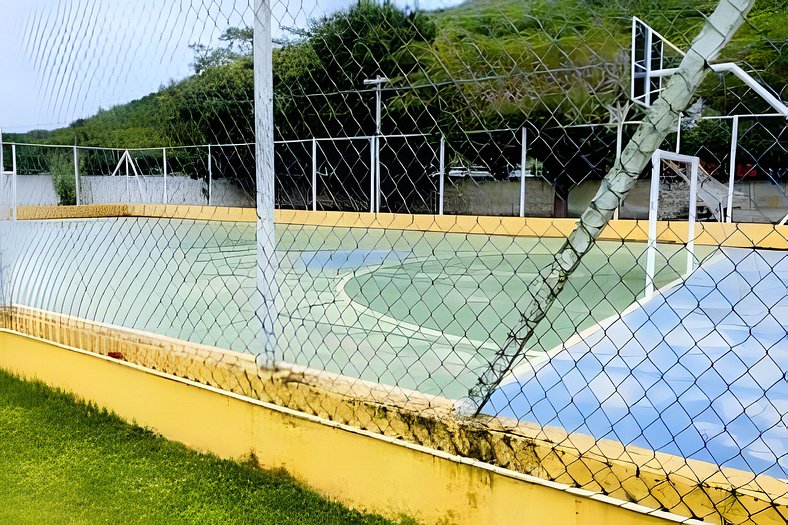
[
  {"left": 686, "top": 158, "right": 699, "bottom": 273},
  {"left": 311, "top": 137, "right": 317, "bottom": 212},
  {"left": 374, "top": 80, "right": 382, "bottom": 214},
  {"left": 645, "top": 153, "right": 661, "bottom": 300},
  {"left": 74, "top": 146, "right": 80, "bottom": 205},
  {"left": 369, "top": 137, "right": 375, "bottom": 213},
  {"left": 0, "top": 129, "right": 4, "bottom": 303},
  {"left": 725, "top": 115, "right": 739, "bottom": 223},
  {"left": 438, "top": 136, "right": 445, "bottom": 215},
  {"left": 375, "top": 136, "right": 381, "bottom": 213},
  {"left": 362, "top": 76, "right": 388, "bottom": 214},
  {"left": 207, "top": 145, "right": 212, "bottom": 206},
  {"left": 254, "top": 0, "right": 278, "bottom": 366},
  {"left": 0, "top": 129, "right": 4, "bottom": 214},
  {"left": 125, "top": 153, "right": 130, "bottom": 203},
  {"left": 11, "top": 144, "right": 16, "bottom": 221},
  {"left": 519, "top": 127, "right": 527, "bottom": 218},
  {"left": 162, "top": 147, "right": 168, "bottom": 204}
]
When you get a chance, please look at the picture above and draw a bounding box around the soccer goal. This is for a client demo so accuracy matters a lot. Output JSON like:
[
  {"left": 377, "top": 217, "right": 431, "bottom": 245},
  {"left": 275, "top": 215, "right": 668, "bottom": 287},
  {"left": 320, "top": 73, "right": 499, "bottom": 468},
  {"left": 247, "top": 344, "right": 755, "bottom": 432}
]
[
  {"left": 110, "top": 149, "right": 143, "bottom": 203},
  {"left": 645, "top": 150, "right": 701, "bottom": 300}
]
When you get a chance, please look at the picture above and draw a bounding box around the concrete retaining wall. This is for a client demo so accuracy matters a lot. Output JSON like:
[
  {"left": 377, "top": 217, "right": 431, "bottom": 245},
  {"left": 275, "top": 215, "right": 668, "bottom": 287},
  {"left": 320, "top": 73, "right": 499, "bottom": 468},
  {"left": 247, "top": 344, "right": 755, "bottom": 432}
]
[
  {"left": 1, "top": 304, "right": 785, "bottom": 524},
  {"left": 568, "top": 179, "right": 788, "bottom": 221},
  {"left": 444, "top": 179, "right": 555, "bottom": 217},
  {"left": 10, "top": 174, "right": 254, "bottom": 208}
]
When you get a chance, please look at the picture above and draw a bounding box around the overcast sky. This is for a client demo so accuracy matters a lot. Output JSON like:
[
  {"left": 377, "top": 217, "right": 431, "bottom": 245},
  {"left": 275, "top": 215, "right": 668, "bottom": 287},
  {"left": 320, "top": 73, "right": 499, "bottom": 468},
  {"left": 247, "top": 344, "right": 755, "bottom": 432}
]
[{"left": 0, "top": 0, "right": 458, "bottom": 133}]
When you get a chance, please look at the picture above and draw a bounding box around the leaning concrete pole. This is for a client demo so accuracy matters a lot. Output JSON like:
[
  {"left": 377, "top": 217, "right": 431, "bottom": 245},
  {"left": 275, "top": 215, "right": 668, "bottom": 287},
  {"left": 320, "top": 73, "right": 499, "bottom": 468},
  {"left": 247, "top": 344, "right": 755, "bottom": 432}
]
[
  {"left": 254, "top": 0, "right": 278, "bottom": 366},
  {"left": 468, "top": 0, "right": 755, "bottom": 413}
]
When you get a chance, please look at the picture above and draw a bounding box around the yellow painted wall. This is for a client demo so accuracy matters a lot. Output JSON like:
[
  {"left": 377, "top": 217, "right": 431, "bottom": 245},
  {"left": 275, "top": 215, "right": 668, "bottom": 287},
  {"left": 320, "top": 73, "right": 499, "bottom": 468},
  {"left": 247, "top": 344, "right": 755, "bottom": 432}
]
[
  {"left": 16, "top": 204, "right": 788, "bottom": 249},
  {"left": 0, "top": 329, "right": 690, "bottom": 525},
  {"left": 3, "top": 301, "right": 788, "bottom": 524}
]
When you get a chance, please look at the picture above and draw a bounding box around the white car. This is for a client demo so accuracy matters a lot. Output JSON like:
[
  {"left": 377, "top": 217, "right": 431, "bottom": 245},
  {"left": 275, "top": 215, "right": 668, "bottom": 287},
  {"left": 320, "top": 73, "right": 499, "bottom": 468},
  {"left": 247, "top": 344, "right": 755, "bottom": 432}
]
[
  {"left": 430, "top": 165, "right": 492, "bottom": 179},
  {"left": 507, "top": 167, "right": 534, "bottom": 180}
]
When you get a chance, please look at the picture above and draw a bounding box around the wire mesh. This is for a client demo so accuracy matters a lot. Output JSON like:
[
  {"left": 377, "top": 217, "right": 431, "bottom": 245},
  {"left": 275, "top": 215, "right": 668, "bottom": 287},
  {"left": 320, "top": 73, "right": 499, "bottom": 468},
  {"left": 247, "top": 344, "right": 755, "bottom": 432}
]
[{"left": 0, "top": 0, "right": 786, "bottom": 522}]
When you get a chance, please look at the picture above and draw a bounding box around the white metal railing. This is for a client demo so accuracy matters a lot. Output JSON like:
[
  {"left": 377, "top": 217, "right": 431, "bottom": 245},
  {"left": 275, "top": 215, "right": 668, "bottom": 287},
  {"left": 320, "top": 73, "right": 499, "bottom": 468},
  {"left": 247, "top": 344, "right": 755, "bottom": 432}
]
[{"left": 1, "top": 114, "right": 784, "bottom": 218}]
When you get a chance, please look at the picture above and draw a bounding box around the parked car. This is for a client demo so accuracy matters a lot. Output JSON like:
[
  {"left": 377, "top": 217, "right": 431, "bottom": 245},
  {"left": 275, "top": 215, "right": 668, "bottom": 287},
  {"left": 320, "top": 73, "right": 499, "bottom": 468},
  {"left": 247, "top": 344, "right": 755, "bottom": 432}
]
[
  {"left": 429, "top": 165, "right": 493, "bottom": 179},
  {"left": 507, "top": 167, "right": 534, "bottom": 180},
  {"left": 508, "top": 159, "right": 546, "bottom": 180}
]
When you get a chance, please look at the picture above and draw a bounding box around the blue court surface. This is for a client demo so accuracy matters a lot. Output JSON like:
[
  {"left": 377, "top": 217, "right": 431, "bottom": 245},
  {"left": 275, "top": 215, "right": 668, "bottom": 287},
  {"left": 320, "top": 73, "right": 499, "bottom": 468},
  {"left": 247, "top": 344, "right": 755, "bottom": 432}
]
[{"left": 485, "top": 248, "right": 788, "bottom": 479}]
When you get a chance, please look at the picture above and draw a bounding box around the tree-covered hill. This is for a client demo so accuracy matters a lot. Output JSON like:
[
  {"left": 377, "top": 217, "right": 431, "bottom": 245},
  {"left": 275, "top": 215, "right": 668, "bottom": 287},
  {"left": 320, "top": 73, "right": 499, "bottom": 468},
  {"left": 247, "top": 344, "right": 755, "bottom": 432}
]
[
  {"left": 10, "top": 0, "right": 784, "bottom": 146},
  {"left": 5, "top": 0, "right": 784, "bottom": 195}
]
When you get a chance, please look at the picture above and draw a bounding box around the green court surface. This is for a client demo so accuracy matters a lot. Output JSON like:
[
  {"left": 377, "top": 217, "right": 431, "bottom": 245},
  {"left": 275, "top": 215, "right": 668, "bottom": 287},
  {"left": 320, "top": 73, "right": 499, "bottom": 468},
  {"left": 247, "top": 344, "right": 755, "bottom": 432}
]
[{"left": 5, "top": 218, "right": 712, "bottom": 399}]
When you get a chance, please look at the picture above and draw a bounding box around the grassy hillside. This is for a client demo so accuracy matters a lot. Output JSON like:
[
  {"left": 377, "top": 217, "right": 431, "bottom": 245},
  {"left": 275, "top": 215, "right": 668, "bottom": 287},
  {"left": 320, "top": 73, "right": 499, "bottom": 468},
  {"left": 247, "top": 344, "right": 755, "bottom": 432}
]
[
  {"left": 5, "top": 0, "right": 783, "bottom": 178},
  {"left": 14, "top": 93, "right": 166, "bottom": 148}
]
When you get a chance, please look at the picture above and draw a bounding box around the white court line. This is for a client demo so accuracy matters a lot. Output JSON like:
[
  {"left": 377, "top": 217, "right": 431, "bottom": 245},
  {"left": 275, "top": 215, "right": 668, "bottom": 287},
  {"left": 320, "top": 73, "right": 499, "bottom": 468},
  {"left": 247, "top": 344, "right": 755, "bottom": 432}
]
[
  {"left": 335, "top": 255, "right": 504, "bottom": 359},
  {"left": 498, "top": 248, "right": 727, "bottom": 386}
]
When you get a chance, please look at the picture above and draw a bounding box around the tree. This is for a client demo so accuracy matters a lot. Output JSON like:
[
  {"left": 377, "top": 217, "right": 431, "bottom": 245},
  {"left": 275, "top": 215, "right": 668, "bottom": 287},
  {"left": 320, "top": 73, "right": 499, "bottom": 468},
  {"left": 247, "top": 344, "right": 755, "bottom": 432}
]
[{"left": 189, "top": 27, "right": 254, "bottom": 74}]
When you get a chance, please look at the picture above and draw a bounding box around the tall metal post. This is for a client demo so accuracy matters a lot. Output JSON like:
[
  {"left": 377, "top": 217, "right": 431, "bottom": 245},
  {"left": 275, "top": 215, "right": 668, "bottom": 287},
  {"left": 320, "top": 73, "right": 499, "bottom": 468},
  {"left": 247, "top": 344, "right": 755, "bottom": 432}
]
[
  {"left": 645, "top": 155, "right": 661, "bottom": 300},
  {"left": 675, "top": 113, "right": 682, "bottom": 153},
  {"left": 369, "top": 138, "right": 375, "bottom": 213},
  {"left": 207, "top": 145, "right": 212, "bottom": 206},
  {"left": 375, "top": 135, "right": 381, "bottom": 214},
  {"left": 311, "top": 138, "right": 317, "bottom": 212},
  {"left": 375, "top": 81, "right": 381, "bottom": 214},
  {"left": 363, "top": 76, "right": 388, "bottom": 214},
  {"left": 0, "top": 129, "right": 4, "bottom": 201},
  {"left": 0, "top": 129, "right": 4, "bottom": 214},
  {"left": 519, "top": 127, "right": 527, "bottom": 218},
  {"left": 74, "top": 145, "right": 80, "bottom": 205},
  {"left": 438, "top": 136, "right": 445, "bottom": 215},
  {"left": 643, "top": 27, "right": 653, "bottom": 106},
  {"left": 725, "top": 115, "right": 739, "bottom": 223},
  {"left": 125, "top": 153, "right": 130, "bottom": 203},
  {"left": 0, "top": 128, "right": 5, "bottom": 300},
  {"left": 11, "top": 144, "right": 16, "bottom": 221},
  {"left": 162, "top": 147, "right": 168, "bottom": 204},
  {"left": 613, "top": 123, "right": 625, "bottom": 220},
  {"left": 686, "top": 158, "right": 699, "bottom": 274},
  {"left": 254, "top": 0, "right": 278, "bottom": 366}
]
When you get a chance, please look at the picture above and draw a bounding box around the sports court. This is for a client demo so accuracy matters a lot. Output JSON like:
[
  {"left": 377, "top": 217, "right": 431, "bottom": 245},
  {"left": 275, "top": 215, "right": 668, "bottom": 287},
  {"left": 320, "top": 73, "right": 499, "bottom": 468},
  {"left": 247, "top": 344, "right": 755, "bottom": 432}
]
[
  {"left": 486, "top": 247, "right": 788, "bottom": 478},
  {"left": 6, "top": 216, "right": 710, "bottom": 400}
]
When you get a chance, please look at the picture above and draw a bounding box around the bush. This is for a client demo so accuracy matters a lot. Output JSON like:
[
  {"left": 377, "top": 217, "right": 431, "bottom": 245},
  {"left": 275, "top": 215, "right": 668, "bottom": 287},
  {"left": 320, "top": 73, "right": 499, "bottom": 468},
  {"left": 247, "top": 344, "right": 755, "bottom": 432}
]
[{"left": 48, "top": 153, "right": 77, "bottom": 206}]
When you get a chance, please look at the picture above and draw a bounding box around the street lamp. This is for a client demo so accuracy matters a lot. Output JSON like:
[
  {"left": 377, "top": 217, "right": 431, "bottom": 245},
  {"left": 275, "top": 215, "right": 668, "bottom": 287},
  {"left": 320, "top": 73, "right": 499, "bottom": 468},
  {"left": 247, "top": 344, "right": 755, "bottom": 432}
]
[{"left": 363, "top": 75, "right": 389, "bottom": 213}]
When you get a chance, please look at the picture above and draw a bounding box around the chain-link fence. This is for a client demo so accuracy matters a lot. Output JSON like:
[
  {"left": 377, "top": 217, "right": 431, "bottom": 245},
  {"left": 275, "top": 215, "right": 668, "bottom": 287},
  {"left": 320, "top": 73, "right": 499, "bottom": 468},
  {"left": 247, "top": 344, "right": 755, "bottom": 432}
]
[
  {"left": 5, "top": 113, "right": 784, "bottom": 222},
  {"left": 1, "top": 0, "right": 786, "bottom": 522}
]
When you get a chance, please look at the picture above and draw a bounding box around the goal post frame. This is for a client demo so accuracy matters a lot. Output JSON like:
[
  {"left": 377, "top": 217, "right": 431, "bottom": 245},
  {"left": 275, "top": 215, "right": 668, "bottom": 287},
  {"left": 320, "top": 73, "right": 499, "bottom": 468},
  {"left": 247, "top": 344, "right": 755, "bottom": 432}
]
[{"left": 645, "top": 150, "right": 700, "bottom": 300}]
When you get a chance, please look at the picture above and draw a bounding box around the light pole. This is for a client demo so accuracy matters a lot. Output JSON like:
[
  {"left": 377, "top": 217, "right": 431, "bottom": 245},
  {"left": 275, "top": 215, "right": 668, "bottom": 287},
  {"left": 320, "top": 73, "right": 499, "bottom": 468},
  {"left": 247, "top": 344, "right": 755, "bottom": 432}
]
[{"left": 363, "top": 75, "right": 389, "bottom": 214}]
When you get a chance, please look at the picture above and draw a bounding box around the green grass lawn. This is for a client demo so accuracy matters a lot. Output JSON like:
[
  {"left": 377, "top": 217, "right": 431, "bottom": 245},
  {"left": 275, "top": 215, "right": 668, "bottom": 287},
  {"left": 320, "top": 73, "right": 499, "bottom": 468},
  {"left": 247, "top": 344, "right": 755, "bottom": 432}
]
[{"left": 0, "top": 369, "right": 405, "bottom": 525}]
